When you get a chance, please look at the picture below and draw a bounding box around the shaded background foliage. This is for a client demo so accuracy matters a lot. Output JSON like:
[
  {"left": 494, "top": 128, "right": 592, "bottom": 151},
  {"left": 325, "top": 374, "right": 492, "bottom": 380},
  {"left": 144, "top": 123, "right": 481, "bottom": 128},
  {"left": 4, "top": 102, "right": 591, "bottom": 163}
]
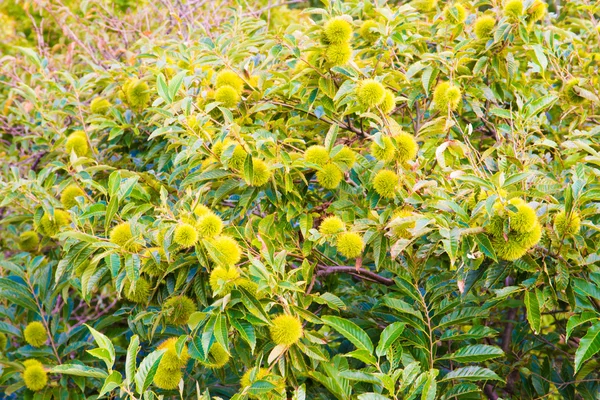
[{"left": 1, "top": 0, "right": 600, "bottom": 399}]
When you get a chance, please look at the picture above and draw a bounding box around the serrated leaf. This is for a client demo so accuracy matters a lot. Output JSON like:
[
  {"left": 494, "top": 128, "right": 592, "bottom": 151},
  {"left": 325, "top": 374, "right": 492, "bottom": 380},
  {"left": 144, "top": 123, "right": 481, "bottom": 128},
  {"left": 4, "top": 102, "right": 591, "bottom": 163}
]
[
  {"left": 99, "top": 370, "right": 122, "bottom": 397},
  {"left": 319, "top": 292, "right": 346, "bottom": 310},
  {"left": 525, "top": 94, "right": 558, "bottom": 119},
  {"left": 357, "top": 394, "right": 391, "bottom": 400},
  {"left": 440, "top": 344, "right": 504, "bottom": 363},
  {"left": 441, "top": 366, "right": 503, "bottom": 382},
  {"left": 421, "top": 369, "right": 438, "bottom": 400},
  {"left": 85, "top": 324, "right": 115, "bottom": 369},
  {"left": 50, "top": 364, "right": 108, "bottom": 379},
  {"left": 566, "top": 312, "right": 599, "bottom": 341},
  {"left": 474, "top": 233, "right": 497, "bottom": 262},
  {"left": 134, "top": 349, "right": 166, "bottom": 394},
  {"left": 156, "top": 73, "right": 170, "bottom": 103},
  {"left": 343, "top": 349, "right": 377, "bottom": 365},
  {"left": 248, "top": 380, "right": 276, "bottom": 395},
  {"left": 338, "top": 370, "right": 382, "bottom": 385},
  {"left": 230, "top": 317, "right": 256, "bottom": 353},
  {"left": 456, "top": 175, "right": 494, "bottom": 190},
  {"left": 267, "top": 344, "right": 286, "bottom": 364},
  {"left": 239, "top": 287, "right": 271, "bottom": 323},
  {"left": 574, "top": 321, "right": 600, "bottom": 373},
  {"left": 322, "top": 315, "right": 374, "bottom": 354},
  {"left": 297, "top": 341, "right": 329, "bottom": 362},
  {"left": 125, "top": 335, "right": 139, "bottom": 387},
  {"left": 532, "top": 44, "right": 547, "bottom": 71},
  {"left": 168, "top": 71, "right": 186, "bottom": 102},
  {"left": 0, "top": 321, "right": 21, "bottom": 336},
  {"left": 324, "top": 124, "right": 338, "bottom": 152},
  {"left": 376, "top": 322, "right": 405, "bottom": 357},
  {"left": 524, "top": 290, "right": 541, "bottom": 334}
]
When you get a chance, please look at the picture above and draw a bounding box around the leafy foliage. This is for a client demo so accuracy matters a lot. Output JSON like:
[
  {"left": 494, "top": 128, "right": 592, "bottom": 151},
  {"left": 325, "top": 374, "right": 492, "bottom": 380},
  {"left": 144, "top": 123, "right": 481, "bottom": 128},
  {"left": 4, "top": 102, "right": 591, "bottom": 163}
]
[{"left": 1, "top": 0, "right": 600, "bottom": 399}]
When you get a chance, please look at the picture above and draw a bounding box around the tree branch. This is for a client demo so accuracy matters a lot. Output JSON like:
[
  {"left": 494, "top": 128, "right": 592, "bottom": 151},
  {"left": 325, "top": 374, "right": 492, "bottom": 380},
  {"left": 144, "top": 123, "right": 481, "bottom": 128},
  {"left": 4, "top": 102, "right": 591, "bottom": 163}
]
[
  {"left": 483, "top": 384, "right": 499, "bottom": 400},
  {"left": 316, "top": 265, "right": 394, "bottom": 286}
]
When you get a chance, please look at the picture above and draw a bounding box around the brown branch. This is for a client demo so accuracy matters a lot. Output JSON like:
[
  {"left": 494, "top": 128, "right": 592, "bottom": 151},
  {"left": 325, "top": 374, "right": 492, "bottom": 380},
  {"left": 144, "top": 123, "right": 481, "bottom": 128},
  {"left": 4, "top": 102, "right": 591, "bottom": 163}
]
[
  {"left": 266, "top": 100, "right": 365, "bottom": 137},
  {"left": 501, "top": 276, "right": 516, "bottom": 354},
  {"left": 483, "top": 384, "right": 499, "bottom": 400},
  {"left": 316, "top": 265, "right": 394, "bottom": 286}
]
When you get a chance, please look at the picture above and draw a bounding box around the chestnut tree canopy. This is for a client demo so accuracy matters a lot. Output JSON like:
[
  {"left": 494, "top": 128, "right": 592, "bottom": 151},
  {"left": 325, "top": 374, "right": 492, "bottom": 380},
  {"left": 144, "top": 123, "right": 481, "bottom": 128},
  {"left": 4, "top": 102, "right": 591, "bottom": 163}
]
[{"left": 1, "top": 0, "right": 600, "bottom": 398}]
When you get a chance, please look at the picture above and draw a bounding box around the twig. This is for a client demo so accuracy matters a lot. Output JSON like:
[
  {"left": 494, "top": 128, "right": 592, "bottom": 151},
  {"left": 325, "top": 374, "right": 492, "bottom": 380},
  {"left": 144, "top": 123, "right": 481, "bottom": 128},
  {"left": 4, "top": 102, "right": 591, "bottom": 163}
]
[
  {"left": 484, "top": 384, "right": 499, "bottom": 400},
  {"left": 316, "top": 265, "right": 393, "bottom": 285}
]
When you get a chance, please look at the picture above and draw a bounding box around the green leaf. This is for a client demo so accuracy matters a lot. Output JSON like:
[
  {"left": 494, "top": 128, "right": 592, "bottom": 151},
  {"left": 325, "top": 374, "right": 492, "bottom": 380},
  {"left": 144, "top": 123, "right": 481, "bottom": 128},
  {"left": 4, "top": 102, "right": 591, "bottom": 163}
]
[
  {"left": 297, "top": 341, "right": 329, "bottom": 362},
  {"left": 248, "top": 380, "right": 276, "bottom": 396},
  {"left": 292, "top": 384, "right": 307, "bottom": 400},
  {"left": 15, "top": 46, "right": 43, "bottom": 69},
  {"left": 50, "top": 364, "right": 108, "bottom": 379},
  {"left": 108, "top": 171, "right": 121, "bottom": 198},
  {"left": 299, "top": 213, "right": 312, "bottom": 239},
  {"left": 157, "top": 73, "right": 170, "bottom": 103},
  {"left": 125, "top": 335, "right": 139, "bottom": 387},
  {"left": 441, "top": 366, "right": 503, "bottom": 382},
  {"left": 421, "top": 369, "right": 438, "bottom": 400},
  {"left": 436, "top": 307, "right": 488, "bottom": 330},
  {"left": 525, "top": 94, "right": 558, "bottom": 119},
  {"left": 219, "top": 106, "right": 234, "bottom": 123},
  {"left": 243, "top": 154, "right": 254, "bottom": 186},
  {"left": 0, "top": 321, "right": 21, "bottom": 337},
  {"left": 456, "top": 175, "right": 494, "bottom": 190},
  {"left": 214, "top": 314, "right": 229, "bottom": 352},
  {"left": 440, "top": 228, "right": 460, "bottom": 265},
  {"left": 99, "top": 370, "right": 122, "bottom": 397},
  {"left": 318, "top": 292, "right": 346, "bottom": 311},
  {"left": 573, "top": 277, "right": 600, "bottom": 301},
  {"left": 168, "top": 71, "right": 186, "bottom": 101},
  {"left": 58, "top": 230, "right": 99, "bottom": 243},
  {"left": 502, "top": 172, "right": 532, "bottom": 188},
  {"left": 330, "top": 66, "right": 358, "bottom": 78},
  {"left": 574, "top": 321, "right": 600, "bottom": 373},
  {"left": 376, "top": 322, "right": 405, "bottom": 357},
  {"left": 382, "top": 297, "right": 426, "bottom": 330},
  {"left": 0, "top": 278, "right": 38, "bottom": 311},
  {"left": 440, "top": 345, "right": 504, "bottom": 363},
  {"left": 85, "top": 324, "right": 115, "bottom": 369},
  {"left": 338, "top": 370, "right": 382, "bottom": 385},
  {"left": 566, "top": 312, "right": 599, "bottom": 341},
  {"left": 324, "top": 124, "right": 338, "bottom": 152},
  {"left": 421, "top": 67, "right": 433, "bottom": 95},
  {"left": 230, "top": 317, "right": 256, "bottom": 353},
  {"left": 322, "top": 315, "right": 374, "bottom": 354},
  {"left": 474, "top": 233, "right": 497, "bottom": 262},
  {"left": 267, "top": 343, "right": 286, "bottom": 364},
  {"left": 318, "top": 77, "right": 336, "bottom": 98},
  {"left": 134, "top": 349, "right": 166, "bottom": 394},
  {"left": 524, "top": 290, "right": 541, "bottom": 334},
  {"left": 188, "top": 335, "right": 208, "bottom": 362},
  {"left": 105, "top": 196, "right": 119, "bottom": 235},
  {"left": 531, "top": 44, "right": 547, "bottom": 71},
  {"left": 343, "top": 349, "right": 378, "bottom": 366},
  {"left": 473, "top": 56, "right": 488, "bottom": 75},
  {"left": 239, "top": 287, "right": 271, "bottom": 323},
  {"left": 117, "top": 176, "right": 139, "bottom": 199},
  {"left": 444, "top": 383, "right": 481, "bottom": 398},
  {"left": 489, "top": 107, "right": 512, "bottom": 119},
  {"left": 357, "top": 394, "right": 391, "bottom": 400}
]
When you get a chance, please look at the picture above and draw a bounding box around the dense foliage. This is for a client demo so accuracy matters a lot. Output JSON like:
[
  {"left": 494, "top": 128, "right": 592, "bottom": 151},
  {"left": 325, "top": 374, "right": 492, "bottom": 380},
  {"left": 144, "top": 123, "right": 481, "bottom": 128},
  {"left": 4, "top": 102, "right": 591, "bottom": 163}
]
[{"left": 1, "top": 0, "right": 600, "bottom": 399}]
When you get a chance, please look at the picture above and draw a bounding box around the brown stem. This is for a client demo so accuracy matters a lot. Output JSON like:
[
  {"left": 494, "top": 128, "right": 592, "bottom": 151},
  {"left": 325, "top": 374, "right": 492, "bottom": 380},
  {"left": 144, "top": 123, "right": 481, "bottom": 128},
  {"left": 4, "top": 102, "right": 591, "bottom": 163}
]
[
  {"left": 316, "top": 265, "right": 394, "bottom": 286},
  {"left": 501, "top": 307, "right": 517, "bottom": 354},
  {"left": 483, "top": 384, "right": 499, "bottom": 400},
  {"left": 501, "top": 276, "right": 517, "bottom": 354}
]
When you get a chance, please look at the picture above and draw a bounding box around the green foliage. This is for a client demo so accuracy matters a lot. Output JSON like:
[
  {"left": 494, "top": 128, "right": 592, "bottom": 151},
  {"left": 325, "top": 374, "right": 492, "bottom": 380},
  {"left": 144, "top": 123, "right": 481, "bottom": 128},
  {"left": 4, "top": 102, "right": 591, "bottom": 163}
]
[{"left": 1, "top": 0, "right": 600, "bottom": 399}]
